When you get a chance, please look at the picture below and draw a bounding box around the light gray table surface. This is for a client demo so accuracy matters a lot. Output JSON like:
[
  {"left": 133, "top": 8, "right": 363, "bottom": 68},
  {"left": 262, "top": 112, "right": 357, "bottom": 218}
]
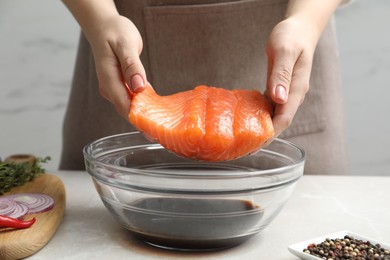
[{"left": 30, "top": 171, "right": 390, "bottom": 260}]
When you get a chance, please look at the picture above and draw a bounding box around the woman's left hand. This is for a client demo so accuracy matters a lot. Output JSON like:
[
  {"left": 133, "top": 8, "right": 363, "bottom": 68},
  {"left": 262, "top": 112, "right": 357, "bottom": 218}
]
[{"left": 266, "top": 16, "right": 319, "bottom": 138}]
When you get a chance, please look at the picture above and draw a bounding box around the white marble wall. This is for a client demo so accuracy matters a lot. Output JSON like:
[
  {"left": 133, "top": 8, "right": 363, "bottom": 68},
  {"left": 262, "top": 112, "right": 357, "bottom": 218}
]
[
  {"left": 0, "top": 1, "right": 78, "bottom": 170},
  {"left": 0, "top": 0, "right": 389, "bottom": 175},
  {"left": 335, "top": 0, "right": 390, "bottom": 175}
]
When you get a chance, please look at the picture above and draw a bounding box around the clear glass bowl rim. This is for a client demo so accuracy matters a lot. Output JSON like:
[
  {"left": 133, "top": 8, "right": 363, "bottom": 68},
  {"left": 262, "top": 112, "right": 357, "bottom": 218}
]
[{"left": 83, "top": 132, "right": 306, "bottom": 180}]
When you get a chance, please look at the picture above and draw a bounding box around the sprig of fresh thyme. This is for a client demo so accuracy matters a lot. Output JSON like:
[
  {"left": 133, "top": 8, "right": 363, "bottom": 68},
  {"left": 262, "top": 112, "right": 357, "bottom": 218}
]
[{"left": 0, "top": 156, "right": 50, "bottom": 195}]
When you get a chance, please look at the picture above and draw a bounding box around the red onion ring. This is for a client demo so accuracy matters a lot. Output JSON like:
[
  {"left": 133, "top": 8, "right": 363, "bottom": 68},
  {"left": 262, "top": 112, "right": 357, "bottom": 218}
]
[
  {"left": 0, "top": 198, "right": 17, "bottom": 216},
  {"left": 0, "top": 193, "right": 54, "bottom": 217},
  {"left": 0, "top": 198, "right": 29, "bottom": 219},
  {"left": 9, "top": 203, "right": 29, "bottom": 219}
]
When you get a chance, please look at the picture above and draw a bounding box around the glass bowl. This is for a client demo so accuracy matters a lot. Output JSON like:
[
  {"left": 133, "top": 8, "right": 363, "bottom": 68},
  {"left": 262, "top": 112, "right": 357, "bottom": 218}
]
[{"left": 83, "top": 132, "right": 305, "bottom": 251}]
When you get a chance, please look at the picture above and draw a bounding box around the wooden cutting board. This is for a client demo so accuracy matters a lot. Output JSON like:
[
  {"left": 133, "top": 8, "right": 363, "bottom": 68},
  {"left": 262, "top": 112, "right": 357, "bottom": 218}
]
[{"left": 0, "top": 173, "right": 66, "bottom": 260}]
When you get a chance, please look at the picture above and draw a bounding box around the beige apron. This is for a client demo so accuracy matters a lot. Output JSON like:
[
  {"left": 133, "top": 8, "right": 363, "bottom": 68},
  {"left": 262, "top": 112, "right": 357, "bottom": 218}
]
[{"left": 60, "top": 0, "right": 349, "bottom": 174}]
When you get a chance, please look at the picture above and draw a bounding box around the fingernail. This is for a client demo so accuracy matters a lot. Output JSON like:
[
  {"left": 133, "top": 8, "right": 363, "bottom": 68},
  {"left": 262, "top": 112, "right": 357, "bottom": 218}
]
[
  {"left": 275, "top": 85, "right": 287, "bottom": 102},
  {"left": 130, "top": 74, "right": 145, "bottom": 92}
]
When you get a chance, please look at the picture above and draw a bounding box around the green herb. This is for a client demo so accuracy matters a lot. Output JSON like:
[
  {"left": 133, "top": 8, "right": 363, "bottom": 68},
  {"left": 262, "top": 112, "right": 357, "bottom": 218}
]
[{"left": 0, "top": 156, "right": 50, "bottom": 195}]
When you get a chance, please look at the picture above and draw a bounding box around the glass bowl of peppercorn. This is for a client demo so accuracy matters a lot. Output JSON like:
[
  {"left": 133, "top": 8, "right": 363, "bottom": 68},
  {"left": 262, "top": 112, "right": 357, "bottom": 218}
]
[{"left": 83, "top": 132, "right": 305, "bottom": 251}]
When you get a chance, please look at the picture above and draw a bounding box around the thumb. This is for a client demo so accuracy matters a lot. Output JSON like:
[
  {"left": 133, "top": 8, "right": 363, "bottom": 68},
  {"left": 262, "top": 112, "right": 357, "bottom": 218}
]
[
  {"left": 113, "top": 38, "right": 147, "bottom": 93},
  {"left": 121, "top": 54, "right": 147, "bottom": 93},
  {"left": 267, "top": 53, "right": 295, "bottom": 105}
]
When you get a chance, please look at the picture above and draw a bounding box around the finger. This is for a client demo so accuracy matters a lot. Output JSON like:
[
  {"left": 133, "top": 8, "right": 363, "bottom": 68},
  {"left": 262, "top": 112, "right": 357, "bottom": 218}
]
[
  {"left": 272, "top": 54, "right": 312, "bottom": 137},
  {"left": 267, "top": 46, "right": 298, "bottom": 105},
  {"left": 272, "top": 92, "right": 301, "bottom": 138},
  {"left": 121, "top": 55, "right": 147, "bottom": 93},
  {"left": 96, "top": 60, "right": 131, "bottom": 119},
  {"left": 111, "top": 39, "right": 147, "bottom": 93}
]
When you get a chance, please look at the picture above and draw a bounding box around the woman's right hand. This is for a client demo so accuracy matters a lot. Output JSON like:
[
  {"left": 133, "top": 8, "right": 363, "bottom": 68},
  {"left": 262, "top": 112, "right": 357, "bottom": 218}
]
[
  {"left": 87, "top": 15, "right": 147, "bottom": 119},
  {"left": 62, "top": 0, "right": 147, "bottom": 119}
]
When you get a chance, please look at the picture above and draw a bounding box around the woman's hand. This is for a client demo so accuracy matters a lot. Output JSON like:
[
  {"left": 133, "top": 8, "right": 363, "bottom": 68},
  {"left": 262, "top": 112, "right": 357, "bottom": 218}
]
[
  {"left": 266, "top": 17, "right": 318, "bottom": 138},
  {"left": 88, "top": 15, "right": 147, "bottom": 118},
  {"left": 62, "top": 0, "right": 149, "bottom": 119},
  {"left": 266, "top": 0, "right": 342, "bottom": 138}
]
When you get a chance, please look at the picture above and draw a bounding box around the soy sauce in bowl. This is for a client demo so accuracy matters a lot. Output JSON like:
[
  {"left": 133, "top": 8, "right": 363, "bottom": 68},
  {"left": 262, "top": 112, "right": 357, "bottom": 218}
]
[{"left": 119, "top": 198, "right": 264, "bottom": 251}]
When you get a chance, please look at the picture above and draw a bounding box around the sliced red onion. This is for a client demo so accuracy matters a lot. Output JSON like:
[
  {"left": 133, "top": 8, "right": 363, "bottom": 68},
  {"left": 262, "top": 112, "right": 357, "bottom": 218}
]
[
  {"left": 7, "top": 193, "right": 54, "bottom": 214},
  {"left": 0, "top": 198, "right": 29, "bottom": 219},
  {"left": 0, "top": 193, "right": 54, "bottom": 218},
  {"left": 8, "top": 202, "right": 29, "bottom": 219},
  {"left": 0, "top": 198, "right": 17, "bottom": 216}
]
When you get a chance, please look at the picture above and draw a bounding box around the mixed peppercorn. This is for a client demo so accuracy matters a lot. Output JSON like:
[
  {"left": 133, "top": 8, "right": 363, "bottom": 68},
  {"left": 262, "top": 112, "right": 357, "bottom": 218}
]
[{"left": 303, "top": 235, "right": 390, "bottom": 260}]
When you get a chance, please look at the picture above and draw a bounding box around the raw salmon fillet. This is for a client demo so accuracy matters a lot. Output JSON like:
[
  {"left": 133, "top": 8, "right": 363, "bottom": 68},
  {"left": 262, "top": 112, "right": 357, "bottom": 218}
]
[{"left": 129, "top": 85, "right": 274, "bottom": 162}]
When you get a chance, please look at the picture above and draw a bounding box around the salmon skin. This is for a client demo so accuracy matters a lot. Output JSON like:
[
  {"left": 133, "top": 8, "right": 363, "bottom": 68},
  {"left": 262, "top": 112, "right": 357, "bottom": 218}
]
[{"left": 129, "top": 85, "right": 274, "bottom": 162}]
